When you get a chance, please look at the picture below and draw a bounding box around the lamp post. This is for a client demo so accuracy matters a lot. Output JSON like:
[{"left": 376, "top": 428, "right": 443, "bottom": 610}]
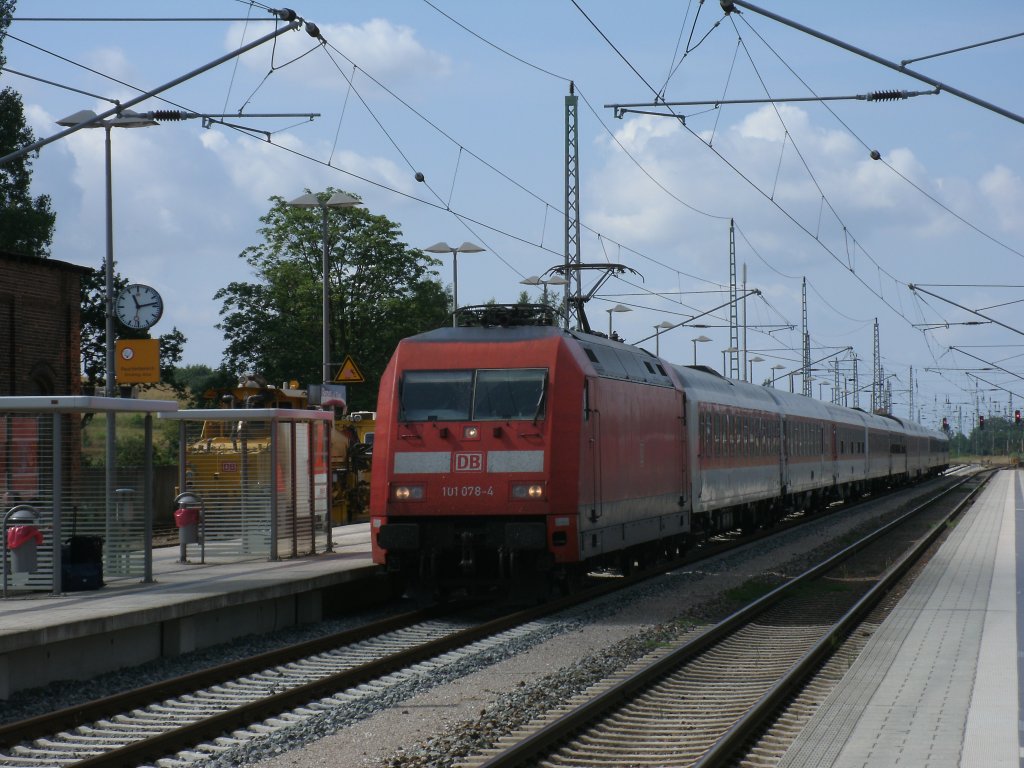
[
  {"left": 425, "top": 241, "right": 485, "bottom": 326},
  {"left": 691, "top": 335, "right": 712, "bottom": 365},
  {"left": 653, "top": 320, "right": 674, "bottom": 356},
  {"left": 606, "top": 304, "right": 631, "bottom": 338},
  {"left": 722, "top": 346, "right": 738, "bottom": 377},
  {"left": 56, "top": 109, "right": 159, "bottom": 398},
  {"left": 57, "top": 109, "right": 158, "bottom": 530},
  {"left": 748, "top": 355, "right": 765, "bottom": 384},
  {"left": 520, "top": 275, "right": 568, "bottom": 306},
  {"left": 286, "top": 191, "right": 363, "bottom": 384},
  {"left": 771, "top": 364, "right": 786, "bottom": 387}
]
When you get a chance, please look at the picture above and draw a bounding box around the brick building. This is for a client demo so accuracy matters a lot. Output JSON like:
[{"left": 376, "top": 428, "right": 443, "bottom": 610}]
[{"left": 0, "top": 250, "right": 91, "bottom": 395}]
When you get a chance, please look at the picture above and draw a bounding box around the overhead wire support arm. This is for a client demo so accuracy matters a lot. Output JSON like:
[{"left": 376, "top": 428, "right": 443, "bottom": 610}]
[
  {"left": 634, "top": 288, "right": 761, "bottom": 345},
  {"left": 908, "top": 284, "right": 1024, "bottom": 338},
  {"left": 608, "top": 89, "right": 937, "bottom": 117},
  {"left": 0, "top": 10, "right": 307, "bottom": 166},
  {"left": 719, "top": 0, "right": 1024, "bottom": 127}
]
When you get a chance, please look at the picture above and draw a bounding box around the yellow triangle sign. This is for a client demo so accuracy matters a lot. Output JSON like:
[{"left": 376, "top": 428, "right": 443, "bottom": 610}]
[{"left": 334, "top": 355, "right": 365, "bottom": 383}]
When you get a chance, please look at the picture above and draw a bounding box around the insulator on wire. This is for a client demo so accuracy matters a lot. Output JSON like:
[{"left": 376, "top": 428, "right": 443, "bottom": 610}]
[
  {"left": 150, "top": 110, "right": 189, "bottom": 121},
  {"left": 867, "top": 90, "right": 907, "bottom": 102}
]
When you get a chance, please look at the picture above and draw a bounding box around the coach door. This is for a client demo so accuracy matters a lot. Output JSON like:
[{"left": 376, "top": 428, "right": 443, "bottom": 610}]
[
  {"left": 779, "top": 416, "right": 789, "bottom": 495},
  {"left": 581, "top": 377, "right": 602, "bottom": 529},
  {"left": 678, "top": 391, "right": 688, "bottom": 506}
]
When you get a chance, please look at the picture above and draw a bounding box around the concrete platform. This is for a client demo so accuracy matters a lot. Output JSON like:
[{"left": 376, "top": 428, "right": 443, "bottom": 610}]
[
  {"left": 779, "top": 468, "right": 1020, "bottom": 767},
  {"left": 0, "top": 523, "right": 385, "bottom": 700}
]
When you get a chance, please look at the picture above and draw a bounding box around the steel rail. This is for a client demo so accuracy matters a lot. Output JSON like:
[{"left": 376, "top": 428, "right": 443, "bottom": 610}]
[
  {"left": 0, "top": 600, "right": 454, "bottom": 748},
  {"left": 693, "top": 470, "right": 992, "bottom": 766},
  {"left": 472, "top": 471, "right": 980, "bottom": 767}
]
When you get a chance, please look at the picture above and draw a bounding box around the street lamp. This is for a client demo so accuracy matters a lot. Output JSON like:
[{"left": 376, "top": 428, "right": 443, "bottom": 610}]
[
  {"left": 653, "top": 320, "right": 674, "bottom": 356},
  {"left": 56, "top": 109, "right": 159, "bottom": 397},
  {"left": 287, "top": 191, "right": 363, "bottom": 385},
  {"left": 57, "top": 108, "right": 158, "bottom": 530},
  {"left": 771, "top": 364, "right": 786, "bottom": 387},
  {"left": 722, "top": 346, "right": 738, "bottom": 377},
  {"left": 691, "top": 335, "right": 712, "bottom": 365},
  {"left": 606, "top": 304, "right": 631, "bottom": 338},
  {"left": 520, "top": 275, "right": 568, "bottom": 306},
  {"left": 425, "top": 241, "right": 486, "bottom": 326},
  {"left": 748, "top": 355, "right": 765, "bottom": 383}
]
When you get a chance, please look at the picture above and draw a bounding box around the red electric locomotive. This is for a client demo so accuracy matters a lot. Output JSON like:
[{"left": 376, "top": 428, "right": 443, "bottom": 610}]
[{"left": 370, "top": 305, "right": 687, "bottom": 594}]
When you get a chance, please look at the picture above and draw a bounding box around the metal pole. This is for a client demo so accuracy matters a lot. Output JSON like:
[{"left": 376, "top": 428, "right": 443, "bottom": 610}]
[
  {"left": 104, "top": 127, "right": 116, "bottom": 547},
  {"left": 452, "top": 250, "right": 459, "bottom": 327},
  {"left": 321, "top": 205, "right": 330, "bottom": 384},
  {"left": 270, "top": 420, "right": 279, "bottom": 561},
  {"left": 143, "top": 414, "right": 153, "bottom": 583},
  {"left": 52, "top": 413, "right": 62, "bottom": 596},
  {"left": 742, "top": 264, "right": 748, "bottom": 381}
]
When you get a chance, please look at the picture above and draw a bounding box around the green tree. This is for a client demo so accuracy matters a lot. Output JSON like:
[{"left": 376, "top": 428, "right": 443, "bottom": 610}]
[
  {"left": 0, "top": 0, "right": 55, "bottom": 256},
  {"left": 174, "top": 363, "right": 236, "bottom": 406},
  {"left": 216, "top": 189, "right": 449, "bottom": 411}
]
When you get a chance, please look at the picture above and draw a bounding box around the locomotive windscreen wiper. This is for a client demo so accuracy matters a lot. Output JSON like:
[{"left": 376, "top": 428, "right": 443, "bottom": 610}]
[{"left": 532, "top": 376, "right": 548, "bottom": 426}]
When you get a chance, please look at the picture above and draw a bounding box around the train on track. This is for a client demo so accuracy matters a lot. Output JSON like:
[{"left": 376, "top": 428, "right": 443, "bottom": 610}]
[{"left": 369, "top": 305, "right": 949, "bottom": 595}]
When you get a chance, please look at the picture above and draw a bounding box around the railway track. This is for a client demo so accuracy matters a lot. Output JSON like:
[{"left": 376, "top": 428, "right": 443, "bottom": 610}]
[
  {"left": 457, "top": 470, "right": 987, "bottom": 768},
  {"left": 0, "top": 473, "right": 971, "bottom": 767}
]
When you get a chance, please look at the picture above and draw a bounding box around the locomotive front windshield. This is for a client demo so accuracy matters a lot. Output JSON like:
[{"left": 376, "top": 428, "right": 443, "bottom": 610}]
[{"left": 400, "top": 368, "right": 547, "bottom": 422}]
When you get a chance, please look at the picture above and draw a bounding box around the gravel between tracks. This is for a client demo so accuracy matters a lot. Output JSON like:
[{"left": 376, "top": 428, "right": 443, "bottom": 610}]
[{"left": 238, "top": 486, "right": 936, "bottom": 768}]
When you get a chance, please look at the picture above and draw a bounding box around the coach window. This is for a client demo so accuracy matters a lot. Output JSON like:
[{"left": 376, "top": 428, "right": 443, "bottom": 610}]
[
  {"left": 399, "top": 370, "right": 473, "bottom": 421},
  {"left": 475, "top": 369, "right": 547, "bottom": 420}
]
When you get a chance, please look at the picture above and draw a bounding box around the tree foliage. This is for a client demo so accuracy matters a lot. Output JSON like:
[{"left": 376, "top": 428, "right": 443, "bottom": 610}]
[
  {"left": 0, "top": 0, "right": 55, "bottom": 257},
  {"left": 216, "top": 189, "right": 449, "bottom": 411}
]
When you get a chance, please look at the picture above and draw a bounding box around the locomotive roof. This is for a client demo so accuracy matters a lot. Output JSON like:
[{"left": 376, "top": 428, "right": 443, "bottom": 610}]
[{"left": 406, "top": 324, "right": 565, "bottom": 343}]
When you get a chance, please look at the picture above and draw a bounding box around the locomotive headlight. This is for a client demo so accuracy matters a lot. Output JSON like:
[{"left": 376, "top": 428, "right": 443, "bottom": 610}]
[
  {"left": 512, "top": 482, "right": 545, "bottom": 500},
  {"left": 391, "top": 483, "right": 425, "bottom": 501},
  {"left": 463, "top": 425, "right": 480, "bottom": 440}
]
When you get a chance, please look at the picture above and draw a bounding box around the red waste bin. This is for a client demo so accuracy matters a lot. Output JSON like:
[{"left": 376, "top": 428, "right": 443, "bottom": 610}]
[
  {"left": 174, "top": 506, "right": 200, "bottom": 544},
  {"left": 7, "top": 520, "right": 43, "bottom": 573}
]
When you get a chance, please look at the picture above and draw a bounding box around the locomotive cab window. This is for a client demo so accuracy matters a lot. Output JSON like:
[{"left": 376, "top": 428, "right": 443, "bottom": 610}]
[
  {"left": 399, "top": 368, "right": 547, "bottom": 422},
  {"left": 399, "top": 370, "right": 473, "bottom": 421},
  {"left": 474, "top": 369, "right": 546, "bottom": 421}
]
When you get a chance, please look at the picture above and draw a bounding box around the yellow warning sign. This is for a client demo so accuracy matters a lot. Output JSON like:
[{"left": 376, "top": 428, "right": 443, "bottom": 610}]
[{"left": 334, "top": 355, "right": 365, "bottom": 383}]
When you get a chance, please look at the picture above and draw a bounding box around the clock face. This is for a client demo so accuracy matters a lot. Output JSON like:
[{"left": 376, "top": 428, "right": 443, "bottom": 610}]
[{"left": 115, "top": 284, "right": 164, "bottom": 330}]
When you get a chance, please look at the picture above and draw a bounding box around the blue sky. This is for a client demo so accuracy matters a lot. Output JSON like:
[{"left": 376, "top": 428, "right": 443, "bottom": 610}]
[{"left": 4, "top": 1, "right": 1024, "bottom": 431}]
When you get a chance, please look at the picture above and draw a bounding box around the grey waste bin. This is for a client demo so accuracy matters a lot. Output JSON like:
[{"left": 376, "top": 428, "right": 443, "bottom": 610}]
[{"left": 7, "top": 507, "right": 41, "bottom": 573}]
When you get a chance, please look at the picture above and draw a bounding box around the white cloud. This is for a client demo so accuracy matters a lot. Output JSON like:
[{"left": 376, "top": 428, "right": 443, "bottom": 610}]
[
  {"left": 226, "top": 18, "right": 449, "bottom": 90},
  {"left": 979, "top": 164, "right": 1024, "bottom": 233}
]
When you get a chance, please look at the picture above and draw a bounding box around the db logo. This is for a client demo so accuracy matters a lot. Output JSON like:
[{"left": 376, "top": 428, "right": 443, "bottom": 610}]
[
  {"left": 454, "top": 452, "right": 483, "bottom": 472},
  {"left": 221, "top": 461, "right": 238, "bottom": 473}
]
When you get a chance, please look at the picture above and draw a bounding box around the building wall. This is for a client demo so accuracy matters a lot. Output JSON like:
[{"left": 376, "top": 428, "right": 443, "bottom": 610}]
[{"left": 0, "top": 251, "right": 90, "bottom": 396}]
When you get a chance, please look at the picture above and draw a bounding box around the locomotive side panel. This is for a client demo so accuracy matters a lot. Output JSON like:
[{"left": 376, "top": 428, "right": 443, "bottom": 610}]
[{"left": 576, "top": 375, "right": 686, "bottom": 559}]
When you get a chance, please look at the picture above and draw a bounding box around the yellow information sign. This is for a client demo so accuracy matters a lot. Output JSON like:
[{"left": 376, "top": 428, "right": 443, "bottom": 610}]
[
  {"left": 334, "top": 355, "right": 365, "bottom": 383},
  {"left": 115, "top": 338, "right": 161, "bottom": 384}
]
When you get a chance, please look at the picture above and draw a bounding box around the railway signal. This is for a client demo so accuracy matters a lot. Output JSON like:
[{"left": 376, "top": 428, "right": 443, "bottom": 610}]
[
  {"left": 979, "top": 415, "right": 985, "bottom": 430},
  {"left": 1016, "top": 410, "right": 1021, "bottom": 426}
]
